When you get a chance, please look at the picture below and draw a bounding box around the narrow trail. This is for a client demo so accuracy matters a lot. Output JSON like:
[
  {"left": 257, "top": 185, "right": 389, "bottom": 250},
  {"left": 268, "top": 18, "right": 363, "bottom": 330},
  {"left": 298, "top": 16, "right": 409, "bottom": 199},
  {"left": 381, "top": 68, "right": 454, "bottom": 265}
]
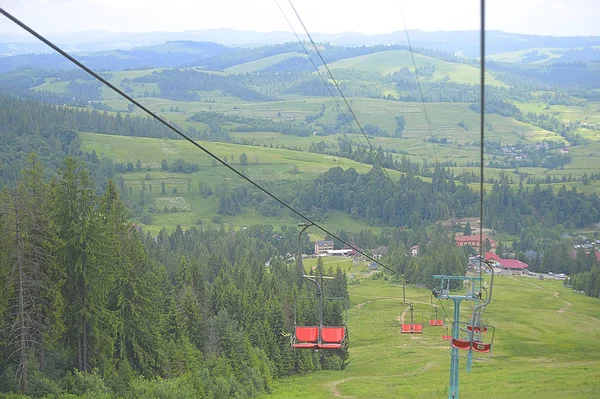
[
  {"left": 506, "top": 275, "right": 544, "bottom": 289},
  {"left": 567, "top": 311, "right": 600, "bottom": 322},
  {"left": 354, "top": 298, "right": 401, "bottom": 309},
  {"left": 326, "top": 362, "right": 436, "bottom": 398},
  {"left": 354, "top": 296, "right": 436, "bottom": 309},
  {"left": 399, "top": 304, "right": 411, "bottom": 324},
  {"left": 554, "top": 291, "right": 573, "bottom": 313}
]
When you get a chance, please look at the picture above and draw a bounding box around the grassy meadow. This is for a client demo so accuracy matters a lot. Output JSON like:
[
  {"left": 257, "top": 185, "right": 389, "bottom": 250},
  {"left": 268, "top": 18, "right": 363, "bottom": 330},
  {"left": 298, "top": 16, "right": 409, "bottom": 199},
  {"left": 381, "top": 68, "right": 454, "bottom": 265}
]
[
  {"left": 79, "top": 132, "right": 390, "bottom": 233},
  {"left": 323, "top": 50, "right": 507, "bottom": 87},
  {"left": 264, "top": 272, "right": 600, "bottom": 398}
]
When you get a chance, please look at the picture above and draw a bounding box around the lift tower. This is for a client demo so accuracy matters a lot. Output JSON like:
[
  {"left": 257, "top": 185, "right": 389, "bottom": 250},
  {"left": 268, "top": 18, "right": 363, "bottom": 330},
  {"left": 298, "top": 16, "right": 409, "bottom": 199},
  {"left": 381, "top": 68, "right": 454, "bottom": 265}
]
[{"left": 433, "top": 266, "right": 494, "bottom": 399}]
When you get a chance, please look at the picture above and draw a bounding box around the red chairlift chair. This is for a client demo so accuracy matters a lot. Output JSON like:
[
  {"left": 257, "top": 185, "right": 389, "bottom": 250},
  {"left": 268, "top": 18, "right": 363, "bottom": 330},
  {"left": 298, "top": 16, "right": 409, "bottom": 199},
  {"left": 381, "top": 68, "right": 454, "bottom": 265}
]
[{"left": 291, "top": 276, "right": 348, "bottom": 350}]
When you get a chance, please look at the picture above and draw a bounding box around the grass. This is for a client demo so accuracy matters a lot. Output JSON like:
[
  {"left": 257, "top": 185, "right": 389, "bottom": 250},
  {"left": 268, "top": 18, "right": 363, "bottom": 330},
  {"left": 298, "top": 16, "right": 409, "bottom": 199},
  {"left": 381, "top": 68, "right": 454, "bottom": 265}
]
[
  {"left": 79, "top": 131, "right": 390, "bottom": 233},
  {"left": 516, "top": 100, "right": 600, "bottom": 126},
  {"left": 264, "top": 275, "right": 600, "bottom": 398},
  {"left": 488, "top": 48, "right": 566, "bottom": 64},
  {"left": 323, "top": 50, "right": 507, "bottom": 87}
]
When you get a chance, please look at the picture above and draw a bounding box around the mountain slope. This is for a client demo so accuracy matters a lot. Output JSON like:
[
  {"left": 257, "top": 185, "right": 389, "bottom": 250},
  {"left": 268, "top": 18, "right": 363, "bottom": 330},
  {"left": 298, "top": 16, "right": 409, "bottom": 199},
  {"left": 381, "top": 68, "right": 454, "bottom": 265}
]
[
  {"left": 224, "top": 52, "right": 308, "bottom": 73},
  {"left": 324, "top": 50, "right": 506, "bottom": 86}
]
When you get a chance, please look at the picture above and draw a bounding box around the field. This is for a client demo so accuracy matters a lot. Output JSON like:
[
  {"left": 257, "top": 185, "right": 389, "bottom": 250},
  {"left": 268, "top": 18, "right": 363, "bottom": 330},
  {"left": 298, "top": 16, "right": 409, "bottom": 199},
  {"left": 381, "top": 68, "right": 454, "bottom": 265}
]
[
  {"left": 79, "top": 132, "right": 391, "bottom": 233},
  {"left": 98, "top": 94, "right": 565, "bottom": 148},
  {"left": 264, "top": 272, "right": 600, "bottom": 398},
  {"left": 323, "top": 50, "right": 507, "bottom": 87},
  {"left": 488, "top": 48, "right": 566, "bottom": 64}
]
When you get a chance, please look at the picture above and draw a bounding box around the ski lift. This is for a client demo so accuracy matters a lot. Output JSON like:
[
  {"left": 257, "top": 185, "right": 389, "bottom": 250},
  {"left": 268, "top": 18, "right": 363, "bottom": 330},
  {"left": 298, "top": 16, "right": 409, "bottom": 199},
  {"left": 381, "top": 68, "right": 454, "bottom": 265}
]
[
  {"left": 450, "top": 321, "right": 495, "bottom": 354},
  {"left": 400, "top": 302, "right": 423, "bottom": 334},
  {"left": 429, "top": 299, "right": 444, "bottom": 326},
  {"left": 442, "top": 326, "right": 452, "bottom": 341},
  {"left": 292, "top": 275, "right": 348, "bottom": 350}
]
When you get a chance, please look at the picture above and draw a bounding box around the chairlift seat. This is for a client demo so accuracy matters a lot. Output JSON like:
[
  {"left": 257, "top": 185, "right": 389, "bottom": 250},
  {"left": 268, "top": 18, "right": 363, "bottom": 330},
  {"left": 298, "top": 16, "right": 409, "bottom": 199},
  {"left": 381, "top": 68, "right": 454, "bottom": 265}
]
[
  {"left": 412, "top": 324, "right": 423, "bottom": 333},
  {"left": 451, "top": 338, "right": 471, "bottom": 350},
  {"left": 293, "top": 343, "right": 318, "bottom": 349},
  {"left": 442, "top": 335, "right": 452, "bottom": 341},
  {"left": 472, "top": 341, "right": 491, "bottom": 353},
  {"left": 321, "top": 327, "right": 345, "bottom": 343},
  {"left": 467, "top": 325, "right": 487, "bottom": 333},
  {"left": 317, "top": 343, "right": 342, "bottom": 349},
  {"left": 401, "top": 324, "right": 413, "bottom": 334},
  {"left": 430, "top": 319, "right": 443, "bottom": 326},
  {"left": 295, "top": 326, "right": 318, "bottom": 343}
]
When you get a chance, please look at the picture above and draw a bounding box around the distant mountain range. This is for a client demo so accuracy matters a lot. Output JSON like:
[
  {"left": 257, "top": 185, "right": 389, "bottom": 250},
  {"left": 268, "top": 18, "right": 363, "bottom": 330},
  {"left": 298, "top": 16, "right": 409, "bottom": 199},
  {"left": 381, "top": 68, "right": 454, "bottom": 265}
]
[{"left": 2, "top": 29, "right": 600, "bottom": 58}]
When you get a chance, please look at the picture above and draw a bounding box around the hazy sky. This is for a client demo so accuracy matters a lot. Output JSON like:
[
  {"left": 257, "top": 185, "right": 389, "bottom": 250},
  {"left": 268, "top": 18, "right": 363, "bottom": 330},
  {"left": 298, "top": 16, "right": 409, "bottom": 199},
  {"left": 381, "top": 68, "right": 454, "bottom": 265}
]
[{"left": 0, "top": 0, "right": 599, "bottom": 37}]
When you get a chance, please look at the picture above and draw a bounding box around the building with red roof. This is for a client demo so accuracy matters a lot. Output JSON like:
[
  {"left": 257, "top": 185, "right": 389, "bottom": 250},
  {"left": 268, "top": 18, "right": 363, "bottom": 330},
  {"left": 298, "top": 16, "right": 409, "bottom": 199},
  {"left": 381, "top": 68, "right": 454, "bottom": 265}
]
[
  {"left": 484, "top": 252, "right": 529, "bottom": 274},
  {"left": 456, "top": 234, "right": 496, "bottom": 250}
]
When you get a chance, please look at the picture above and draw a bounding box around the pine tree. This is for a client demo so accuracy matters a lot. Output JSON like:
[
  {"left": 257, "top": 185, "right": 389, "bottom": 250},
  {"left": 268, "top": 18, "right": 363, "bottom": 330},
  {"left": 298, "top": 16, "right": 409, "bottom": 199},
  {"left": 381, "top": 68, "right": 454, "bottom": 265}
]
[
  {"left": 55, "top": 157, "right": 117, "bottom": 372},
  {"left": 0, "top": 154, "right": 61, "bottom": 393}
]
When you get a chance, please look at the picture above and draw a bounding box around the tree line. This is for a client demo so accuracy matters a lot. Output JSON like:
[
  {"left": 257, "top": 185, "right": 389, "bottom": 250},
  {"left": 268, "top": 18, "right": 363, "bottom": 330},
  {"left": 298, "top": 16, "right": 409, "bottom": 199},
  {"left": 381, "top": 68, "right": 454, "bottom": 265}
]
[{"left": 0, "top": 154, "right": 349, "bottom": 398}]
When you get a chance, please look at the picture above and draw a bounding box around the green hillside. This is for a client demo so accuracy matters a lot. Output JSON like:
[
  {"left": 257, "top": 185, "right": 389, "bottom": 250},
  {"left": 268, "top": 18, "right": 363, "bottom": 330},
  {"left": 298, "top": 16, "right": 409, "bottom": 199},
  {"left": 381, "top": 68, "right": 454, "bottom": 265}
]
[
  {"left": 323, "top": 50, "right": 507, "bottom": 87},
  {"left": 224, "top": 52, "right": 308, "bottom": 73},
  {"left": 488, "top": 48, "right": 566, "bottom": 64},
  {"left": 265, "top": 275, "right": 600, "bottom": 398},
  {"left": 79, "top": 131, "right": 393, "bottom": 233}
]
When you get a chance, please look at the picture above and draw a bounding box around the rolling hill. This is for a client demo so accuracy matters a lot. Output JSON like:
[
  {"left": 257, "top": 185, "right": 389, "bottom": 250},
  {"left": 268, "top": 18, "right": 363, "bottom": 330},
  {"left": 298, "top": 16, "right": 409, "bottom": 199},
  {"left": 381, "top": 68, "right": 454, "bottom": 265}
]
[
  {"left": 323, "top": 49, "right": 507, "bottom": 86},
  {"left": 224, "top": 52, "right": 308, "bottom": 73}
]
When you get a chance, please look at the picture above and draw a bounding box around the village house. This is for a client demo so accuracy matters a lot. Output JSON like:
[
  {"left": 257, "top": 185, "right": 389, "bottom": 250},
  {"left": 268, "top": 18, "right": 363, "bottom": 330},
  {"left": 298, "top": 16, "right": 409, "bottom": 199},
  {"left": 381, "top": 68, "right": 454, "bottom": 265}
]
[
  {"left": 372, "top": 246, "right": 388, "bottom": 259},
  {"left": 314, "top": 240, "right": 334, "bottom": 255},
  {"left": 410, "top": 245, "right": 419, "bottom": 256},
  {"left": 455, "top": 234, "right": 496, "bottom": 251}
]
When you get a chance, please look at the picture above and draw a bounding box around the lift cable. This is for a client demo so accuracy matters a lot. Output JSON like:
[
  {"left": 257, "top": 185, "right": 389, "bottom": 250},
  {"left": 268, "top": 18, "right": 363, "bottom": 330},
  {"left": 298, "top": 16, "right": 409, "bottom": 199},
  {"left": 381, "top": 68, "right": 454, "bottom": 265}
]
[
  {"left": 287, "top": 0, "right": 404, "bottom": 195},
  {"left": 0, "top": 6, "right": 405, "bottom": 279},
  {"left": 397, "top": 1, "right": 438, "bottom": 163},
  {"left": 478, "top": 0, "right": 486, "bottom": 271},
  {"left": 275, "top": 1, "right": 368, "bottom": 149}
]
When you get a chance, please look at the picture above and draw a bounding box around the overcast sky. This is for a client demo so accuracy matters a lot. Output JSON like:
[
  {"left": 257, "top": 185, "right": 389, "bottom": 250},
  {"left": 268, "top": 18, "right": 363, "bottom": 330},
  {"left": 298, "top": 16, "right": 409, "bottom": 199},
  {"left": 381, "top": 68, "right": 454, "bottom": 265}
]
[{"left": 1, "top": 0, "right": 599, "bottom": 37}]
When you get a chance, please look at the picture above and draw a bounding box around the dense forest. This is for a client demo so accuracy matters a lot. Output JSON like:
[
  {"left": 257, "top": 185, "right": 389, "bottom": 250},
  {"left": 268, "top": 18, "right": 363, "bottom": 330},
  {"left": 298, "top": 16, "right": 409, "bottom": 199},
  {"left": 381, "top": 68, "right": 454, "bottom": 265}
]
[
  {"left": 0, "top": 155, "right": 349, "bottom": 397},
  {"left": 0, "top": 95, "right": 188, "bottom": 186}
]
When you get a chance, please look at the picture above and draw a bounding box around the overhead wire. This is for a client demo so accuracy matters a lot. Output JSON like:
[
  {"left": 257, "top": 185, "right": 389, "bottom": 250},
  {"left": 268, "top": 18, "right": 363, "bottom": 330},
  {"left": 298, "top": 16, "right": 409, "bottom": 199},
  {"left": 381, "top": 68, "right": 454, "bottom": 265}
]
[
  {"left": 287, "top": 0, "right": 404, "bottom": 196},
  {"left": 478, "top": 0, "right": 486, "bottom": 276},
  {"left": 0, "top": 6, "right": 405, "bottom": 279},
  {"left": 274, "top": 1, "right": 368, "bottom": 149},
  {"left": 397, "top": 1, "right": 438, "bottom": 164}
]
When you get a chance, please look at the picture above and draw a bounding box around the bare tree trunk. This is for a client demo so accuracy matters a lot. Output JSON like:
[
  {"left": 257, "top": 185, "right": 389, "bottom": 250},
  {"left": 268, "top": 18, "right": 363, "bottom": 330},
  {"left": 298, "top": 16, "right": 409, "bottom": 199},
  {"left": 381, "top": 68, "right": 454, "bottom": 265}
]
[
  {"left": 82, "top": 318, "right": 88, "bottom": 372},
  {"left": 77, "top": 335, "right": 83, "bottom": 371},
  {"left": 14, "top": 199, "right": 29, "bottom": 393}
]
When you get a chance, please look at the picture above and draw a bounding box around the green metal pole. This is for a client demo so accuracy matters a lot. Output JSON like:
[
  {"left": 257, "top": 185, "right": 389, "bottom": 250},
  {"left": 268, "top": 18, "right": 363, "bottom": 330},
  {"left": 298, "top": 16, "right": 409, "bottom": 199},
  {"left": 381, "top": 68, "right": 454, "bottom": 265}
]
[{"left": 449, "top": 297, "right": 461, "bottom": 399}]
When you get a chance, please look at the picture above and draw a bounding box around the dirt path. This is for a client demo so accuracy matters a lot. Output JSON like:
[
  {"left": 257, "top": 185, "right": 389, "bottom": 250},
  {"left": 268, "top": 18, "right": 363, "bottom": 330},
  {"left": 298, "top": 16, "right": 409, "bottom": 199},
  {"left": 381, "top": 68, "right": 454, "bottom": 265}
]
[
  {"left": 554, "top": 291, "right": 573, "bottom": 313},
  {"left": 568, "top": 311, "right": 600, "bottom": 322},
  {"left": 354, "top": 297, "right": 437, "bottom": 309},
  {"left": 354, "top": 298, "right": 402, "bottom": 309},
  {"left": 326, "top": 362, "right": 436, "bottom": 398},
  {"left": 398, "top": 304, "right": 411, "bottom": 324},
  {"left": 549, "top": 291, "right": 600, "bottom": 321},
  {"left": 506, "top": 275, "right": 544, "bottom": 289}
]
